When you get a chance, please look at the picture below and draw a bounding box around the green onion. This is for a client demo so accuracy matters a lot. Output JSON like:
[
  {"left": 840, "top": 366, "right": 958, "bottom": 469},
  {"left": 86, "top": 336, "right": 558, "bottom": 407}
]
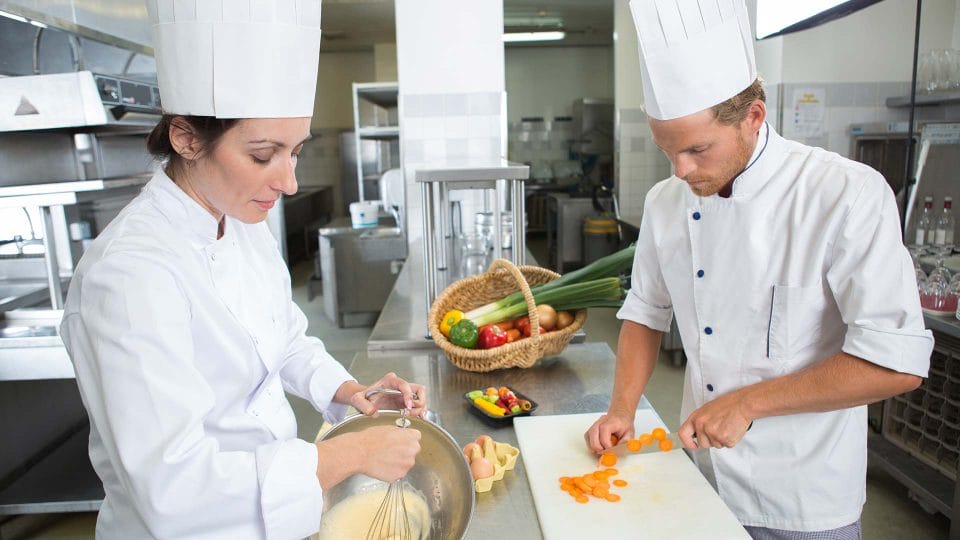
[
  {"left": 470, "top": 277, "right": 625, "bottom": 328},
  {"left": 463, "top": 244, "right": 635, "bottom": 320}
]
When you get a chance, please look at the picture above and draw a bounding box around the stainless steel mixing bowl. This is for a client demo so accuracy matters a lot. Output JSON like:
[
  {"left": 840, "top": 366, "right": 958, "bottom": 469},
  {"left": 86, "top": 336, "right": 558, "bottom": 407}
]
[{"left": 317, "top": 411, "right": 474, "bottom": 539}]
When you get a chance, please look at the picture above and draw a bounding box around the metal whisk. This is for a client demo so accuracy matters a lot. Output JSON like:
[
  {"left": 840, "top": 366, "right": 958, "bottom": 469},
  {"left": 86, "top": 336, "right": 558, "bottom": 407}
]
[{"left": 365, "top": 389, "right": 416, "bottom": 540}]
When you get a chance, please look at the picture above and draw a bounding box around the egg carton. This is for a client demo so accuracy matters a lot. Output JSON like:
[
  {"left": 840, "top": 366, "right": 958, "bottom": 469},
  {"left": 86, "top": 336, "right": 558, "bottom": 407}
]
[{"left": 473, "top": 441, "right": 521, "bottom": 493}]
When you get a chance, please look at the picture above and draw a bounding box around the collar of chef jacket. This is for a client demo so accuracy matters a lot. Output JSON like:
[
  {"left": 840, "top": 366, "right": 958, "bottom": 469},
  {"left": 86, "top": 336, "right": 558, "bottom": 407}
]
[
  {"left": 717, "top": 121, "right": 773, "bottom": 200},
  {"left": 150, "top": 170, "right": 225, "bottom": 244}
]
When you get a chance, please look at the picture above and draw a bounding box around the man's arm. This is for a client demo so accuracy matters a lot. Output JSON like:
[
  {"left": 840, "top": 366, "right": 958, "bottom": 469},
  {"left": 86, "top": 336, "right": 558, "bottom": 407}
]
[
  {"left": 678, "top": 352, "right": 922, "bottom": 449},
  {"left": 584, "top": 320, "right": 663, "bottom": 453}
]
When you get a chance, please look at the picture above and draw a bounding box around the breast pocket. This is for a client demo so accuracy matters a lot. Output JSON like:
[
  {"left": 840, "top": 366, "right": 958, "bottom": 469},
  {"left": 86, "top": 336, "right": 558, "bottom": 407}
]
[{"left": 767, "top": 284, "right": 828, "bottom": 367}]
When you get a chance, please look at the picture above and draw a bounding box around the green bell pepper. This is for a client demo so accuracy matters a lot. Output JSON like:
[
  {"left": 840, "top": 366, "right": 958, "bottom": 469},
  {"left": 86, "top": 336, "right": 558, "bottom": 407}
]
[{"left": 449, "top": 319, "right": 479, "bottom": 349}]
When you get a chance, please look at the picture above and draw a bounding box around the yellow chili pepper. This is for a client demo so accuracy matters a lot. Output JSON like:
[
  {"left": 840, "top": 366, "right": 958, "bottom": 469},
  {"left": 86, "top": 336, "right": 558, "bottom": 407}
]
[
  {"left": 473, "top": 397, "right": 505, "bottom": 417},
  {"left": 439, "top": 310, "right": 464, "bottom": 337}
]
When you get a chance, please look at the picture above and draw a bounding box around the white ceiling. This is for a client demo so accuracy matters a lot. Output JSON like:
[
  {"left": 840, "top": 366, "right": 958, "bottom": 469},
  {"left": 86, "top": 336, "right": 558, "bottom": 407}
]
[{"left": 319, "top": 0, "right": 613, "bottom": 52}]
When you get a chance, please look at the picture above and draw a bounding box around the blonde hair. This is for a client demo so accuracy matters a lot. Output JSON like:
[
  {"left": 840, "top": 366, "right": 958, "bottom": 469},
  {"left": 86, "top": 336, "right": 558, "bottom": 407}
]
[{"left": 711, "top": 79, "right": 765, "bottom": 125}]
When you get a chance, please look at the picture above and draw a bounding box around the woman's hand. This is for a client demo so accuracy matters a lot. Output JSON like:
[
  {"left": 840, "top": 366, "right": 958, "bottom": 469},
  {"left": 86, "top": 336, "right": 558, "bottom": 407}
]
[
  {"left": 355, "top": 425, "right": 422, "bottom": 482},
  {"left": 315, "top": 425, "right": 422, "bottom": 489},
  {"left": 350, "top": 372, "right": 429, "bottom": 418}
]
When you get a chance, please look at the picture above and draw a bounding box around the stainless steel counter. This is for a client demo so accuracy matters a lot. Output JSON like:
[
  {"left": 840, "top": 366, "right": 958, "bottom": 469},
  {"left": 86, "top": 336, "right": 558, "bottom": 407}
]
[
  {"left": 345, "top": 342, "right": 655, "bottom": 540},
  {"left": 0, "top": 313, "right": 73, "bottom": 381}
]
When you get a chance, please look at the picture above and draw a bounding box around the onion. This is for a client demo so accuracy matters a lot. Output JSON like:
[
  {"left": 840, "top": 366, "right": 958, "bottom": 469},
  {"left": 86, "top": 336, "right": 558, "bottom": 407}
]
[
  {"left": 470, "top": 457, "right": 495, "bottom": 480},
  {"left": 536, "top": 304, "right": 557, "bottom": 330},
  {"left": 556, "top": 310, "right": 574, "bottom": 330}
]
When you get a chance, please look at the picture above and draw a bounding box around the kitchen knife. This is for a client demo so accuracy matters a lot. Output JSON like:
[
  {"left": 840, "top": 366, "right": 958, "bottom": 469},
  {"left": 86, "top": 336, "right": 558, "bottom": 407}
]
[{"left": 603, "top": 431, "right": 689, "bottom": 458}]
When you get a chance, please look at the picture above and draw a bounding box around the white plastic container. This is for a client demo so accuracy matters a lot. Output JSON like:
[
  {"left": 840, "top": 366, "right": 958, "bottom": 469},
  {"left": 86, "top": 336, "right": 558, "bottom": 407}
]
[{"left": 349, "top": 201, "right": 380, "bottom": 228}]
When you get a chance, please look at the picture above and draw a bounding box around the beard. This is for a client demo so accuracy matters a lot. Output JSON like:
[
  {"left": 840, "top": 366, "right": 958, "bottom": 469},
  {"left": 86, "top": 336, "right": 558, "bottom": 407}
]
[{"left": 683, "top": 131, "right": 754, "bottom": 197}]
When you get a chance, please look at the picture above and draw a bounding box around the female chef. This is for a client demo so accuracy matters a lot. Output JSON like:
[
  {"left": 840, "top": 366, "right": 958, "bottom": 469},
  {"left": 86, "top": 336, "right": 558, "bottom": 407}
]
[{"left": 60, "top": 2, "right": 423, "bottom": 538}]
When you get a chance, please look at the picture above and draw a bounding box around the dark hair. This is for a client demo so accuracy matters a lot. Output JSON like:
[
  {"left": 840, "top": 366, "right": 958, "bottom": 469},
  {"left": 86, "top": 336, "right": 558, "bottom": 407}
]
[
  {"left": 146, "top": 115, "right": 239, "bottom": 176},
  {"left": 710, "top": 78, "right": 766, "bottom": 125}
]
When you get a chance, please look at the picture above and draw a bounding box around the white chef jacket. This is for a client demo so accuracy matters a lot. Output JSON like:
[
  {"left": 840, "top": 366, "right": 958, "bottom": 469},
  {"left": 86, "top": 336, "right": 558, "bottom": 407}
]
[
  {"left": 60, "top": 171, "right": 354, "bottom": 540},
  {"left": 618, "top": 123, "right": 933, "bottom": 531}
]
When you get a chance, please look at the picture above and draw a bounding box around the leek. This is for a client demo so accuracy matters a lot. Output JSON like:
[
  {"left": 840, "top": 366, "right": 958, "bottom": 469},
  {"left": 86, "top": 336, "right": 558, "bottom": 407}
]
[
  {"left": 463, "top": 244, "right": 635, "bottom": 320},
  {"left": 470, "top": 277, "right": 625, "bottom": 328}
]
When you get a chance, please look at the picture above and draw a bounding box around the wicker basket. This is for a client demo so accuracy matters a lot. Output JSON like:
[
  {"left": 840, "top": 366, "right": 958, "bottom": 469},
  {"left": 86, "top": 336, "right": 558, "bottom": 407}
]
[{"left": 428, "top": 258, "right": 587, "bottom": 372}]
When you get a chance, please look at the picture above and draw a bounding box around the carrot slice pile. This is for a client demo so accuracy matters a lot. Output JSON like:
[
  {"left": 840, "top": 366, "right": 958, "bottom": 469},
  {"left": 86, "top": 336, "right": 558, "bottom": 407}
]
[{"left": 558, "top": 464, "right": 625, "bottom": 504}]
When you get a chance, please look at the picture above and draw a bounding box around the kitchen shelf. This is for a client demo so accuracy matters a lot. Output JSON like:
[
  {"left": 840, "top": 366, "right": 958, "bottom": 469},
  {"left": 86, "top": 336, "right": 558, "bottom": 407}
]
[
  {"left": 886, "top": 91, "right": 960, "bottom": 108},
  {"left": 357, "top": 126, "right": 400, "bottom": 140},
  {"left": 352, "top": 82, "right": 400, "bottom": 202}
]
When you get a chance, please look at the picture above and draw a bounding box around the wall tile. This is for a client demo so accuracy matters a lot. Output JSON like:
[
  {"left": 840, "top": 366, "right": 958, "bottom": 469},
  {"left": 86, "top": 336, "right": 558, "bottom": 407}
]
[
  {"left": 404, "top": 94, "right": 423, "bottom": 117},
  {"left": 421, "top": 94, "right": 445, "bottom": 116},
  {"left": 404, "top": 139, "right": 424, "bottom": 162},
  {"left": 447, "top": 138, "right": 468, "bottom": 158},
  {"left": 469, "top": 115, "right": 492, "bottom": 138},
  {"left": 422, "top": 117, "right": 444, "bottom": 138},
  {"left": 444, "top": 116, "right": 469, "bottom": 138},
  {"left": 444, "top": 94, "right": 468, "bottom": 116},
  {"left": 853, "top": 83, "right": 879, "bottom": 107},
  {"left": 403, "top": 117, "right": 424, "bottom": 140},
  {"left": 468, "top": 92, "right": 501, "bottom": 115}
]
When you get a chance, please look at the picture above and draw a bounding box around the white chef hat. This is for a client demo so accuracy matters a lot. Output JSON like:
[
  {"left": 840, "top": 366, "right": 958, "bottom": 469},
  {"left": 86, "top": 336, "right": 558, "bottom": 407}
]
[
  {"left": 628, "top": 0, "right": 757, "bottom": 120},
  {"left": 146, "top": 1, "right": 322, "bottom": 118}
]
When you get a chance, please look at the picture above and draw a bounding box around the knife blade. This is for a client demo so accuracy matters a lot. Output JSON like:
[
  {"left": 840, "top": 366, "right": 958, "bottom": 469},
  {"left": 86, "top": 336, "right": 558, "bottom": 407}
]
[{"left": 603, "top": 431, "right": 689, "bottom": 459}]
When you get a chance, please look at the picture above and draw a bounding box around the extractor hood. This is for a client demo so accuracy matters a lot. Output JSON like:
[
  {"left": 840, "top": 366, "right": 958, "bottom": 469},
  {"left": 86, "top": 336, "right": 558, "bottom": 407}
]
[{"left": 0, "top": 70, "right": 161, "bottom": 132}]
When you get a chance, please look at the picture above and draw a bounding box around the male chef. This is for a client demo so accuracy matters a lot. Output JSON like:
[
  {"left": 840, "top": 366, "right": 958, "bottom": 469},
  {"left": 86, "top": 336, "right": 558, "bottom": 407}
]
[{"left": 585, "top": 1, "right": 932, "bottom": 538}]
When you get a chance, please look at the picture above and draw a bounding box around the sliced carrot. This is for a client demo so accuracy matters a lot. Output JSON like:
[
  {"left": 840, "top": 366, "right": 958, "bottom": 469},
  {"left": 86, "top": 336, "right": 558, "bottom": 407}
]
[
  {"left": 638, "top": 433, "right": 654, "bottom": 446},
  {"left": 651, "top": 427, "right": 667, "bottom": 441},
  {"left": 592, "top": 486, "right": 609, "bottom": 498},
  {"left": 610, "top": 434, "right": 619, "bottom": 446},
  {"left": 574, "top": 478, "right": 590, "bottom": 493},
  {"left": 659, "top": 438, "right": 674, "bottom": 451},
  {"left": 603, "top": 468, "right": 618, "bottom": 477},
  {"left": 582, "top": 475, "right": 597, "bottom": 488},
  {"left": 559, "top": 476, "right": 572, "bottom": 484},
  {"left": 599, "top": 452, "right": 618, "bottom": 467},
  {"left": 605, "top": 493, "right": 621, "bottom": 502},
  {"left": 627, "top": 439, "right": 642, "bottom": 452},
  {"left": 576, "top": 495, "right": 589, "bottom": 503},
  {"left": 613, "top": 479, "right": 628, "bottom": 487}
]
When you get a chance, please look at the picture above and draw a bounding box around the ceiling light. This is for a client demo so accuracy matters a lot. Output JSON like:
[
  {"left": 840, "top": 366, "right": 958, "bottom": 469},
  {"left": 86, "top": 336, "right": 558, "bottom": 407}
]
[
  {"left": 0, "top": 10, "right": 29, "bottom": 24},
  {"left": 503, "top": 31, "right": 565, "bottom": 43}
]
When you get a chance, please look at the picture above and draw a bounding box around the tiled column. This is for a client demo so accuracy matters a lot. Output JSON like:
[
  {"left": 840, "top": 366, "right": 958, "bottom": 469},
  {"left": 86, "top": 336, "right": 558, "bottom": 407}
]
[{"left": 395, "top": 0, "right": 506, "bottom": 243}]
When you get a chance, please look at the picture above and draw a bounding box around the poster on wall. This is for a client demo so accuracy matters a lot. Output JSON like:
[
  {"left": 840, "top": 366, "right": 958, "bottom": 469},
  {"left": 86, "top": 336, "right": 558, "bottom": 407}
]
[{"left": 791, "top": 88, "right": 826, "bottom": 139}]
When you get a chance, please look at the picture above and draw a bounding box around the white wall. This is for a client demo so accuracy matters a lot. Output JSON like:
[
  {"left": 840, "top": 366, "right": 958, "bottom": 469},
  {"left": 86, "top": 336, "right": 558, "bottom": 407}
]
[
  {"left": 311, "top": 51, "right": 375, "bottom": 130},
  {"left": 396, "top": 0, "right": 504, "bottom": 95},
  {"left": 780, "top": 0, "right": 956, "bottom": 83},
  {"left": 374, "top": 43, "right": 398, "bottom": 82},
  {"left": 505, "top": 47, "right": 613, "bottom": 122},
  {"left": 614, "top": 0, "right": 643, "bottom": 110}
]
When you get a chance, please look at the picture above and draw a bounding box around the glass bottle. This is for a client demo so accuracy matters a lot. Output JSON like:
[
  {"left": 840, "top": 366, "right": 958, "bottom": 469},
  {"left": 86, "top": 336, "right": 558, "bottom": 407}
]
[
  {"left": 935, "top": 196, "right": 955, "bottom": 248},
  {"left": 916, "top": 196, "right": 934, "bottom": 247}
]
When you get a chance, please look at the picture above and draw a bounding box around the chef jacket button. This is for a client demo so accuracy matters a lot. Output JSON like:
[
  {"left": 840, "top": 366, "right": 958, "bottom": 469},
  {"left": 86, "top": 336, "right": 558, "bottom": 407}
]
[
  {"left": 692, "top": 211, "right": 701, "bottom": 220},
  {"left": 704, "top": 326, "right": 713, "bottom": 335},
  {"left": 253, "top": 336, "right": 260, "bottom": 345},
  {"left": 697, "top": 269, "right": 705, "bottom": 278},
  {"left": 706, "top": 384, "right": 714, "bottom": 392},
  {"left": 210, "top": 253, "right": 216, "bottom": 261}
]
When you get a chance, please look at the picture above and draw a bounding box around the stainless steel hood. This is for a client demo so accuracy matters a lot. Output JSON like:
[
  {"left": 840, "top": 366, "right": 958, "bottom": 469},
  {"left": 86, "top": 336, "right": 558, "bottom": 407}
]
[{"left": 0, "top": 70, "right": 161, "bottom": 132}]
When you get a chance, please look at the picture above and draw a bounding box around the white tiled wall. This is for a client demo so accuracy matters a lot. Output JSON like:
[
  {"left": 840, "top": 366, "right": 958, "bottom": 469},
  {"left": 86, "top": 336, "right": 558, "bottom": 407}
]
[
  {"left": 616, "top": 107, "right": 672, "bottom": 219},
  {"left": 775, "top": 81, "right": 917, "bottom": 157},
  {"left": 296, "top": 127, "right": 344, "bottom": 214},
  {"left": 400, "top": 91, "right": 506, "bottom": 242}
]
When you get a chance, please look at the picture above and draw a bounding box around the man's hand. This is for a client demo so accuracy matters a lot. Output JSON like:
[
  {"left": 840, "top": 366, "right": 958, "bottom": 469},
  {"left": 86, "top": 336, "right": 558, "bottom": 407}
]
[
  {"left": 584, "top": 411, "right": 636, "bottom": 454},
  {"left": 678, "top": 388, "right": 753, "bottom": 449}
]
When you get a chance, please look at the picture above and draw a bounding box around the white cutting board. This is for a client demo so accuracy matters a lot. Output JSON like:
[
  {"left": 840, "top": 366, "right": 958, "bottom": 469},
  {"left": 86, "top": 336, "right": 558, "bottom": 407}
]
[{"left": 514, "top": 412, "right": 750, "bottom": 540}]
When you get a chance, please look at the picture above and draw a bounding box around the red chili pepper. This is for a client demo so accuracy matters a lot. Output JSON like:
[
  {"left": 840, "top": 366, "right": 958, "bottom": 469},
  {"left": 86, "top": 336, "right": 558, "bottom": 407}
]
[{"left": 478, "top": 324, "right": 508, "bottom": 349}]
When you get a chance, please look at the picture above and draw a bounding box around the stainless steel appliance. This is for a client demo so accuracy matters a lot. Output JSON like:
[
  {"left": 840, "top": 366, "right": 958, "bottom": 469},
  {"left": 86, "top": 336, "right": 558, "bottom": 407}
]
[{"left": 319, "top": 217, "right": 406, "bottom": 328}]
